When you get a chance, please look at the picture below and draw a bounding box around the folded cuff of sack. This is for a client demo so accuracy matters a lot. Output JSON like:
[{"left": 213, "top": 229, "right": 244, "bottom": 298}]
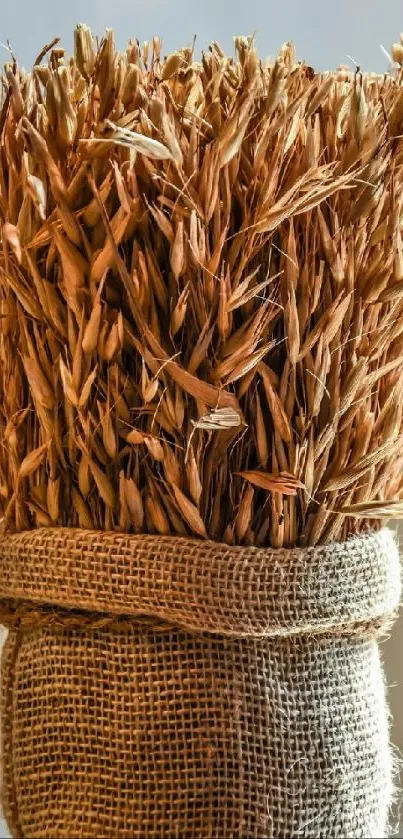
[{"left": 0, "top": 527, "right": 400, "bottom": 637}]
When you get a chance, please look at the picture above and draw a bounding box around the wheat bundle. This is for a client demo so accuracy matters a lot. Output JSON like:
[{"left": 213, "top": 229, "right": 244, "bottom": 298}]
[
  {"left": 1, "top": 30, "right": 403, "bottom": 546},
  {"left": 0, "top": 28, "right": 402, "bottom": 839}
]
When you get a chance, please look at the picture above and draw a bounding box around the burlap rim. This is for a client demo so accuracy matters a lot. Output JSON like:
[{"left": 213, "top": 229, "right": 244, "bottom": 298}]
[{"left": 0, "top": 527, "right": 400, "bottom": 637}]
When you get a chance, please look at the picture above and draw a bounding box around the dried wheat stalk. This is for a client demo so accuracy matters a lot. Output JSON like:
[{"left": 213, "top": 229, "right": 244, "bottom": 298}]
[{"left": 1, "top": 28, "right": 403, "bottom": 547}]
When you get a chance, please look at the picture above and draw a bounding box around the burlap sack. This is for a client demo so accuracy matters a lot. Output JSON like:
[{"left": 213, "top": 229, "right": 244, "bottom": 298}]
[{"left": 0, "top": 527, "right": 400, "bottom": 839}]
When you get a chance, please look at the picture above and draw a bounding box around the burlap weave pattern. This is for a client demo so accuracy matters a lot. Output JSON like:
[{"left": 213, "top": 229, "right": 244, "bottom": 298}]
[
  {"left": 0, "top": 528, "right": 400, "bottom": 838},
  {"left": 0, "top": 527, "right": 399, "bottom": 635}
]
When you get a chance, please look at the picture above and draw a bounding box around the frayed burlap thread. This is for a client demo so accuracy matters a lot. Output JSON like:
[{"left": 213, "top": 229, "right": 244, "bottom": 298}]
[{"left": 0, "top": 528, "right": 400, "bottom": 839}]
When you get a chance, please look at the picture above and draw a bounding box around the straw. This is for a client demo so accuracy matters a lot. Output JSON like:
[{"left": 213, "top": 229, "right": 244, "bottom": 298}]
[{"left": 1, "top": 27, "right": 403, "bottom": 546}]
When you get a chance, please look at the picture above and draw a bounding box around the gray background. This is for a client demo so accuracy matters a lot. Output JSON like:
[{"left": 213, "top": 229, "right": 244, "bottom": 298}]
[
  {"left": 0, "top": 0, "right": 402, "bottom": 836},
  {"left": 1, "top": 0, "right": 403, "bottom": 72}
]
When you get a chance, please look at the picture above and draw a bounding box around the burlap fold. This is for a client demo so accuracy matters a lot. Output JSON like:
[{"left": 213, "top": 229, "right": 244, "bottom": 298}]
[{"left": 0, "top": 528, "right": 400, "bottom": 838}]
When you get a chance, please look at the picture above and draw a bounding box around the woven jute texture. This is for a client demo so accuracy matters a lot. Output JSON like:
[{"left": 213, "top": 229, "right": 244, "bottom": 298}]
[{"left": 0, "top": 527, "right": 400, "bottom": 839}]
